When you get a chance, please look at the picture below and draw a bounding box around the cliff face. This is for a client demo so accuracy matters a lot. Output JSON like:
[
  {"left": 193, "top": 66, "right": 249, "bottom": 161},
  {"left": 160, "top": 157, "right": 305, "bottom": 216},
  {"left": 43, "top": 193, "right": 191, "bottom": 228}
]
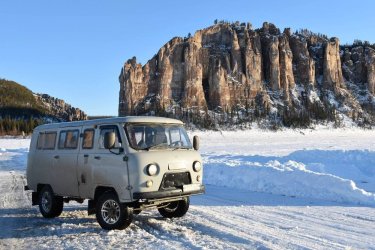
[
  {"left": 119, "top": 21, "right": 375, "bottom": 126},
  {"left": 35, "top": 94, "right": 87, "bottom": 121},
  {"left": 0, "top": 78, "right": 87, "bottom": 135}
]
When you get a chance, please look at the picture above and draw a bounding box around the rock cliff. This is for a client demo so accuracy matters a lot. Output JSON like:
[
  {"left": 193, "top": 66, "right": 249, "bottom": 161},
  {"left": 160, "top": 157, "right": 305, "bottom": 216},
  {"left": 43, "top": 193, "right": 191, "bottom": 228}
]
[
  {"left": 35, "top": 94, "right": 87, "bottom": 121},
  {"left": 0, "top": 78, "right": 87, "bottom": 135},
  {"left": 119, "top": 21, "right": 375, "bottom": 127}
]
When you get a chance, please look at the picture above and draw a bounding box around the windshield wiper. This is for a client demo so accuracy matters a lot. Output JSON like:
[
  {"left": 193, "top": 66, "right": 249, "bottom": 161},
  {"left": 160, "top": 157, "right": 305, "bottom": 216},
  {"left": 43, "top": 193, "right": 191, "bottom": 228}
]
[
  {"left": 172, "top": 146, "right": 190, "bottom": 151},
  {"left": 143, "top": 142, "right": 168, "bottom": 151}
]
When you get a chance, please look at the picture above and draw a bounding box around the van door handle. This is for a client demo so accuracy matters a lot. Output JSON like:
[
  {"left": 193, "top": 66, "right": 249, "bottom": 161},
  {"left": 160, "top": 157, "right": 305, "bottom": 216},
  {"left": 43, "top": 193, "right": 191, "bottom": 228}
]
[
  {"left": 54, "top": 155, "right": 59, "bottom": 159},
  {"left": 94, "top": 156, "right": 101, "bottom": 160},
  {"left": 84, "top": 154, "right": 89, "bottom": 158}
]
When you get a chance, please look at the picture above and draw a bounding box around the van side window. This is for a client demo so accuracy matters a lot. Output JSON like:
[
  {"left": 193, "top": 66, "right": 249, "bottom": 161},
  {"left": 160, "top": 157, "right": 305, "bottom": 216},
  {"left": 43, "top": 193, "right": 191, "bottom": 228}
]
[
  {"left": 82, "top": 129, "right": 95, "bottom": 149},
  {"left": 58, "top": 130, "right": 79, "bottom": 149},
  {"left": 37, "top": 132, "right": 57, "bottom": 150},
  {"left": 44, "top": 132, "right": 57, "bottom": 149},
  {"left": 58, "top": 132, "right": 66, "bottom": 149},
  {"left": 99, "top": 126, "right": 121, "bottom": 149}
]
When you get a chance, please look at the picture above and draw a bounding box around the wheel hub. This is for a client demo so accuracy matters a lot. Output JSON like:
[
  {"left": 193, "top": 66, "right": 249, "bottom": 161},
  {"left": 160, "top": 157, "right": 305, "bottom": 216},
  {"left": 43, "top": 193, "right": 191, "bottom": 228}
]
[
  {"left": 41, "top": 192, "right": 52, "bottom": 212},
  {"left": 101, "top": 199, "right": 120, "bottom": 224}
]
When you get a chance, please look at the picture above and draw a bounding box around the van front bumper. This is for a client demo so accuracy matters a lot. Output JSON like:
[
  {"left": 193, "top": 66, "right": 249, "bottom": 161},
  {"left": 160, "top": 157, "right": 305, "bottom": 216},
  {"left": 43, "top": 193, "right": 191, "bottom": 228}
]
[{"left": 133, "top": 184, "right": 205, "bottom": 200}]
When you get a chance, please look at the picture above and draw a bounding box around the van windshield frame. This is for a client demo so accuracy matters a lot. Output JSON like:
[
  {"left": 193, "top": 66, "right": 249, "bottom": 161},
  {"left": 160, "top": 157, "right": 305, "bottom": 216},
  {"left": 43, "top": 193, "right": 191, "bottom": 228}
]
[{"left": 124, "top": 123, "right": 192, "bottom": 151}]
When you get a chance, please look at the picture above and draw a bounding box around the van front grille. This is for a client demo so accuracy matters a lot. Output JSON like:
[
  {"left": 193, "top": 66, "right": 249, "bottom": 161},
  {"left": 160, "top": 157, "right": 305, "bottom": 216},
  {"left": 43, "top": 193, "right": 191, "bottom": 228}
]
[{"left": 159, "top": 172, "right": 191, "bottom": 190}]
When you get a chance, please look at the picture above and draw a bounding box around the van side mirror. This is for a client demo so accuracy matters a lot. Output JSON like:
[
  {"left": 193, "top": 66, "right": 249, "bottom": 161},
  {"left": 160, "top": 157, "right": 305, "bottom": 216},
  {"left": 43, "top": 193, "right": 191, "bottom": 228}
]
[
  {"left": 104, "top": 132, "right": 116, "bottom": 149},
  {"left": 193, "top": 135, "right": 200, "bottom": 151}
]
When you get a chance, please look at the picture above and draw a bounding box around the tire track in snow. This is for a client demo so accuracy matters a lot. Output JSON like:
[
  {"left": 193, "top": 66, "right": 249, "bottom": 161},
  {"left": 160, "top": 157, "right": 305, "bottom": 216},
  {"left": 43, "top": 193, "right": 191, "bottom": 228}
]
[
  {"left": 134, "top": 214, "right": 201, "bottom": 250},
  {"left": 251, "top": 206, "right": 375, "bottom": 247},
  {"left": 191, "top": 188, "right": 369, "bottom": 250},
  {"left": 135, "top": 211, "right": 261, "bottom": 250},
  {"left": 135, "top": 211, "right": 238, "bottom": 249},
  {"left": 190, "top": 206, "right": 302, "bottom": 250}
]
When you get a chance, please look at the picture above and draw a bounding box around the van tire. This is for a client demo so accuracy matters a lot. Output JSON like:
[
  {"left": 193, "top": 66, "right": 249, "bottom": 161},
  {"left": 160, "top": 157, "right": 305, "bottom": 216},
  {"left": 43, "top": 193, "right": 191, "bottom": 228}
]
[
  {"left": 95, "top": 192, "right": 133, "bottom": 230},
  {"left": 158, "top": 197, "right": 190, "bottom": 218},
  {"left": 38, "top": 186, "right": 63, "bottom": 218}
]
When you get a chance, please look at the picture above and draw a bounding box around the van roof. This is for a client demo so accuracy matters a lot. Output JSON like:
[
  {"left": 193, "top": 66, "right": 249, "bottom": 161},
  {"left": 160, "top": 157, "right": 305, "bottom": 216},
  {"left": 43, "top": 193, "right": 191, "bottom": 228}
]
[{"left": 34, "top": 116, "right": 184, "bottom": 131}]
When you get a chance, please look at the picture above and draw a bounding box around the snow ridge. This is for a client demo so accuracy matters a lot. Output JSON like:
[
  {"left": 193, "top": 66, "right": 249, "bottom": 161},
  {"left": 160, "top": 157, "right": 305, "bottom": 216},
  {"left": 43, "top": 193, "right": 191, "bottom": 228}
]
[{"left": 204, "top": 155, "right": 375, "bottom": 206}]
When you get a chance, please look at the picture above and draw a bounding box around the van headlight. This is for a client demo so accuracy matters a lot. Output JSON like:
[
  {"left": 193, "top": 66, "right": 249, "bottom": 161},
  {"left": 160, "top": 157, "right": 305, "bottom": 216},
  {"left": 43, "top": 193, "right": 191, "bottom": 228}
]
[
  {"left": 146, "top": 164, "right": 158, "bottom": 176},
  {"left": 193, "top": 161, "right": 202, "bottom": 172}
]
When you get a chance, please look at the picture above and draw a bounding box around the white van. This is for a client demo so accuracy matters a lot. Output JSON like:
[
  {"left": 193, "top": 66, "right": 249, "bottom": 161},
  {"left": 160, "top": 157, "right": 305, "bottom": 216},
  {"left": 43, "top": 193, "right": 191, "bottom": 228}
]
[{"left": 25, "top": 116, "right": 204, "bottom": 230}]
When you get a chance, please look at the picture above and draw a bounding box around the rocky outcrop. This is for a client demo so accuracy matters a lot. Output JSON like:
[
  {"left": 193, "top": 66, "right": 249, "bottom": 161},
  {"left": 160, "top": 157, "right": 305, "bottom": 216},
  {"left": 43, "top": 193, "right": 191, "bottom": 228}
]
[
  {"left": 342, "top": 46, "right": 367, "bottom": 84},
  {"left": 119, "top": 57, "right": 145, "bottom": 115},
  {"left": 323, "top": 38, "right": 344, "bottom": 89},
  {"left": 279, "top": 31, "right": 295, "bottom": 97},
  {"left": 365, "top": 48, "right": 375, "bottom": 94},
  {"left": 35, "top": 94, "right": 87, "bottom": 121},
  {"left": 242, "top": 30, "right": 263, "bottom": 95},
  {"left": 290, "top": 34, "right": 315, "bottom": 85},
  {"left": 119, "top": 21, "right": 375, "bottom": 126}
]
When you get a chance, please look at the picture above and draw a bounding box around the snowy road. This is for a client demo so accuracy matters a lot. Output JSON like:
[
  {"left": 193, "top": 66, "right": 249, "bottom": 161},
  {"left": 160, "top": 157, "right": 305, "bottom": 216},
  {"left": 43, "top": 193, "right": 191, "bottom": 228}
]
[
  {"left": 1, "top": 177, "right": 374, "bottom": 250},
  {"left": 1, "top": 129, "right": 375, "bottom": 249}
]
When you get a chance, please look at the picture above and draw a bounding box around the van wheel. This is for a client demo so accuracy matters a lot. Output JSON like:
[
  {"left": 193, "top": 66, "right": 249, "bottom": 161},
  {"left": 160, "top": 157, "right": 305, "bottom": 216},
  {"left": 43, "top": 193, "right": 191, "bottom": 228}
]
[
  {"left": 38, "top": 186, "right": 63, "bottom": 218},
  {"left": 95, "top": 192, "right": 133, "bottom": 230},
  {"left": 158, "top": 197, "right": 190, "bottom": 218}
]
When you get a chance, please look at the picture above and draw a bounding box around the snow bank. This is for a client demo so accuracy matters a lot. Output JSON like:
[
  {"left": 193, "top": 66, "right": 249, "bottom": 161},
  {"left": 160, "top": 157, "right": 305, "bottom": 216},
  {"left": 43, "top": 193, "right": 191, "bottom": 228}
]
[
  {"left": 203, "top": 154, "right": 375, "bottom": 206},
  {"left": 0, "top": 139, "right": 29, "bottom": 172},
  {"left": 195, "top": 129, "right": 375, "bottom": 206}
]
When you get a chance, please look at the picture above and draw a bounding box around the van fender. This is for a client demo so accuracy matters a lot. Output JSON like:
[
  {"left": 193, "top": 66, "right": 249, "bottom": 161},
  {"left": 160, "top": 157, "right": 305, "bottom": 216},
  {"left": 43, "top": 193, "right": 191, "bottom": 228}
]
[{"left": 88, "top": 186, "right": 118, "bottom": 215}]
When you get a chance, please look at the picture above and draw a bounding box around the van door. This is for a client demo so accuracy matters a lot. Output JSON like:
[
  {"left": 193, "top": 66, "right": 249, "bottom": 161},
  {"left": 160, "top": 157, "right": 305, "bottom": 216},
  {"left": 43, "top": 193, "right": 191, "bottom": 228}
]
[
  {"left": 53, "top": 128, "right": 80, "bottom": 197},
  {"left": 32, "top": 131, "right": 58, "bottom": 188},
  {"left": 77, "top": 126, "right": 96, "bottom": 198},
  {"left": 90, "top": 125, "right": 131, "bottom": 202}
]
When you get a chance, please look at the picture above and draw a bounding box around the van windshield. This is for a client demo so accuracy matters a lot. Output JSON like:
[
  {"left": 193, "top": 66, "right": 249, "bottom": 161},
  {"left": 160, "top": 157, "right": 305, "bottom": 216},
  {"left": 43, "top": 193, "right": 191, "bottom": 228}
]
[{"left": 125, "top": 123, "right": 192, "bottom": 150}]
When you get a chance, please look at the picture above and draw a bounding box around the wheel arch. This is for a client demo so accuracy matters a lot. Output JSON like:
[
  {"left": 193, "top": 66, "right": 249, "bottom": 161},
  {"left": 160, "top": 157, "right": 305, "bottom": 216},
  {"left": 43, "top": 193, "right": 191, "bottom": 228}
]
[
  {"left": 37, "top": 183, "right": 51, "bottom": 193},
  {"left": 31, "top": 183, "right": 49, "bottom": 206},
  {"left": 87, "top": 186, "right": 118, "bottom": 215},
  {"left": 38, "top": 183, "right": 64, "bottom": 218},
  {"left": 94, "top": 186, "right": 118, "bottom": 201}
]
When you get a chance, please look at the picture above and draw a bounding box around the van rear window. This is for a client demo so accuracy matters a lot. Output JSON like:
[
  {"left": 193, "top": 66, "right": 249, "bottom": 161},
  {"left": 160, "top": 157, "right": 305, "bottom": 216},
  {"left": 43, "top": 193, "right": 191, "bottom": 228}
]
[
  {"left": 37, "top": 133, "right": 45, "bottom": 149},
  {"left": 58, "top": 130, "right": 79, "bottom": 149},
  {"left": 37, "top": 132, "right": 57, "bottom": 150}
]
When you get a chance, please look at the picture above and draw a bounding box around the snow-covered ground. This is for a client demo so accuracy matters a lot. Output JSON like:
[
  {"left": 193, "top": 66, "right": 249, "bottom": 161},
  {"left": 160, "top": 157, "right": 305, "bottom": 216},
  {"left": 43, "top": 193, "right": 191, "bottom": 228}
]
[
  {"left": 0, "top": 129, "right": 375, "bottom": 249},
  {"left": 195, "top": 129, "right": 375, "bottom": 205}
]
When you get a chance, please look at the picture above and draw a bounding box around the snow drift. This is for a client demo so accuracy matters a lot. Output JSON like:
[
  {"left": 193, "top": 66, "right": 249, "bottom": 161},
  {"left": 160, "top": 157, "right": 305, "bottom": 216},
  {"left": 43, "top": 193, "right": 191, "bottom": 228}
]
[
  {"left": 203, "top": 154, "right": 375, "bottom": 206},
  {"left": 196, "top": 129, "right": 375, "bottom": 206}
]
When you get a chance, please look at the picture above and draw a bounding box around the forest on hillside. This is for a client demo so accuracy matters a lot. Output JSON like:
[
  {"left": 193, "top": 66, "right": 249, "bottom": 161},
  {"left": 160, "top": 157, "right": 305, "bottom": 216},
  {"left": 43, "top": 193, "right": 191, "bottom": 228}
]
[{"left": 0, "top": 79, "right": 47, "bottom": 135}]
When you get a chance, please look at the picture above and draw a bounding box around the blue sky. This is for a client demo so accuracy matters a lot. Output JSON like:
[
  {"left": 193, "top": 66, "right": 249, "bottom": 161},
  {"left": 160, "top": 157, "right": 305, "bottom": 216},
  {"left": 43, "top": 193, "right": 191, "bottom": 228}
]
[{"left": 1, "top": 0, "right": 374, "bottom": 116}]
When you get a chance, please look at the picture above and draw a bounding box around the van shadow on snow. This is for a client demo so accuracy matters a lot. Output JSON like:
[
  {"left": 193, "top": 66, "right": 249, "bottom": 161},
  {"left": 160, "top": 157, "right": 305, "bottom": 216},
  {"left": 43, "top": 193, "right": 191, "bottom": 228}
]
[
  {"left": 0, "top": 205, "right": 266, "bottom": 247},
  {"left": 0, "top": 206, "right": 99, "bottom": 240}
]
